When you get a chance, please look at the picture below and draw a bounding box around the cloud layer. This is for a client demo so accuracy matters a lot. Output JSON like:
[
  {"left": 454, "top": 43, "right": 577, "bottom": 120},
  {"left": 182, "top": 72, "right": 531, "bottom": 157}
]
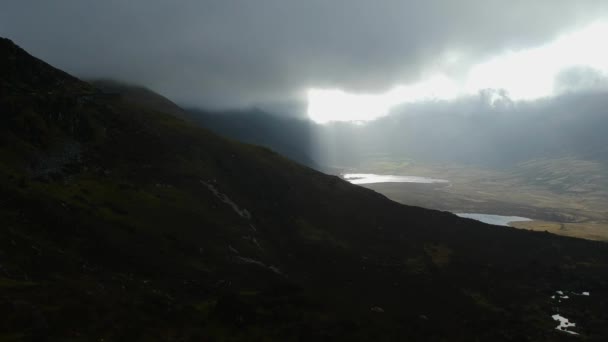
[{"left": 3, "top": 0, "right": 608, "bottom": 108}]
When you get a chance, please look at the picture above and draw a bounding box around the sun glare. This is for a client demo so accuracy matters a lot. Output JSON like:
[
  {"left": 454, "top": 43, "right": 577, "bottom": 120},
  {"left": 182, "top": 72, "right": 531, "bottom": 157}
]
[
  {"left": 308, "top": 22, "right": 608, "bottom": 124},
  {"left": 466, "top": 22, "right": 608, "bottom": 100},
  {"left": 307, "top": 89, "right": 392, "bottom": 124},
  {"left": 308, "top": 75, "right": 459, "bottom": 124}
]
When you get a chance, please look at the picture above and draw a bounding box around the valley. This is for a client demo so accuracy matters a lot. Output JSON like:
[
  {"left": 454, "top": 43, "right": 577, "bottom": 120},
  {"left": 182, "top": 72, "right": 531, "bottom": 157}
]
[{"left": 342, "top": 157, "right": 608, "bottom": 241}]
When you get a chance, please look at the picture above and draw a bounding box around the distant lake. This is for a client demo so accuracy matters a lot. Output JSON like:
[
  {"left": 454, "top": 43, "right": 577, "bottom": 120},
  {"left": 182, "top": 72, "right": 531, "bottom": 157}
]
[
  {"left": 455, "top": 213, "right": 532, "bottom": 227},
  {"left": 343, "top": 173, "right": 449, "bottom": 185}
]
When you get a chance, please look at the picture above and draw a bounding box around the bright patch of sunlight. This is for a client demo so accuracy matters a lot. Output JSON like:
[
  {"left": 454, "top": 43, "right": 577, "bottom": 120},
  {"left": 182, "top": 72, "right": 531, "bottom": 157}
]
[
  {"left": 307, "top": 89, "right": 392, "bottom": 124},
  {"left": 466, "top": 22, "right": 608, "bottom": 100},
  {"left": 308, "top": 22, "right": 608, "bottom": 124},
  {"left": 308, "top": 75, "right": 458, "bottom": 124}
]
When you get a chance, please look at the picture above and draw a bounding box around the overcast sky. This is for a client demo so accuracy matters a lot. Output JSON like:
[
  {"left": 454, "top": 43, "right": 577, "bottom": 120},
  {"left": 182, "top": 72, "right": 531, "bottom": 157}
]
[{"left": 3, "top": 1, "right": 608, "bottom": 110}]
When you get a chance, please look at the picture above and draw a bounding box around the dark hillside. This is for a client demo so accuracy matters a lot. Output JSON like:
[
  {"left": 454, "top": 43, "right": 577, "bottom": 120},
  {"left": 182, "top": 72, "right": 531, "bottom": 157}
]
[
  {"left": 90, "top": 79, "right": 189, "bottom": 120},
  {"left": 186, "top": 108, "right": 320, "bottom": 169},
  {"left": 1, "top": 37, "right": 608, "bottom": 341}
]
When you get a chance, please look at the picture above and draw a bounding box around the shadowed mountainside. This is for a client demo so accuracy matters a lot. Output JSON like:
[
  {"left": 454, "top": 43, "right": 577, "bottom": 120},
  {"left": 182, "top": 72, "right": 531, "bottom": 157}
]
[
  {"left": 89, "top": 79, "right": 189, "bottom": 121},
  {"left": 186, "top": 108, "right": 320, "bottom": 169},
  {"left": 2, "top": 37, "right": 608, "bottom": 341}
]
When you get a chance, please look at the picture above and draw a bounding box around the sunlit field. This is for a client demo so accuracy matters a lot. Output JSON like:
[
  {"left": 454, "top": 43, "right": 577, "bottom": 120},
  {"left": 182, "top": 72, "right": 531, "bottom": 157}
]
[{"left": 344, "top": 157, "right": 608, "bottom": 241}]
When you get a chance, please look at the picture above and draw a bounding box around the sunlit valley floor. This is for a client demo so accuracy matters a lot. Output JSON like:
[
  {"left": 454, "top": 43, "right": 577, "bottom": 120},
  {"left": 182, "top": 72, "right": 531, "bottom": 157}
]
[{"left": 339, "top": 156, "right": 608, "bottom": 241}]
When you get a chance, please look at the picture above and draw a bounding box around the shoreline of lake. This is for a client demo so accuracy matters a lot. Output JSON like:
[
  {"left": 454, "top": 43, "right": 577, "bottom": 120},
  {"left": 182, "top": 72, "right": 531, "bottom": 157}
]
[{"left": 343, "top": 173, "right": 449, "bottom": 185}]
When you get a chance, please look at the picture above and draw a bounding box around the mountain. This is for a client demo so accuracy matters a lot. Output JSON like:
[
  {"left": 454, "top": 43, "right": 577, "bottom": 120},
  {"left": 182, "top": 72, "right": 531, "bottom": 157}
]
[
  {"left": 186, "top": 108, "right": 321, "bottom": 169},
  {"left": 186, "top": 93, "right": 608, "bottom": 171},
  {"left": 365, "top": 94, "right": 608, "bottom": 168},
  {"left": 89, "top": 79, "right": 189, "bottom": 121},
  {"left": 2, "top": 37, "right": 608, "bottom": 341}
]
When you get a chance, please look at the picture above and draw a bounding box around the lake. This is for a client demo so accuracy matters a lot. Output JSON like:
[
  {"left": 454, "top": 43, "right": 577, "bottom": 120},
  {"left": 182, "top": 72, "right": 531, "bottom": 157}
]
[
  {"left": 343, "top": 173, "right": 449, "bottom": 185},
  {"left": 343, "top": 174, "right": 533, "bottom": 227},
  {"left": 455, "top": 213, "right": 532, "bottom": 226}
]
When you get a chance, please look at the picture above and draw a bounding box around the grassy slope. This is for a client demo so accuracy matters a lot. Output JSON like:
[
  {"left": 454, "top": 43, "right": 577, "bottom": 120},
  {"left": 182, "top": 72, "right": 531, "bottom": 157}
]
[{"left": 1, "top": 37, "right": 608, "bottom": 341}]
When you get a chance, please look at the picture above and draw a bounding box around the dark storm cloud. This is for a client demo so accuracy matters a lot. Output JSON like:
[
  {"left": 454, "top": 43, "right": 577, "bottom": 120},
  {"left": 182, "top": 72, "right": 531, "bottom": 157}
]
[{"left": 2, "top": 0, "right": 608, "bottom": 108}]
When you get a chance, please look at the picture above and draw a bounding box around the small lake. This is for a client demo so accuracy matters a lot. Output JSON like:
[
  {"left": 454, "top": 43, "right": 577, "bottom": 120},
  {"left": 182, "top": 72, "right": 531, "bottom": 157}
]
[
  {"left": 343, "top": 173, "right": 449, "bottom": 185},
  {"left": 455, "top": 213, "right": 532, "bottom": 226}
]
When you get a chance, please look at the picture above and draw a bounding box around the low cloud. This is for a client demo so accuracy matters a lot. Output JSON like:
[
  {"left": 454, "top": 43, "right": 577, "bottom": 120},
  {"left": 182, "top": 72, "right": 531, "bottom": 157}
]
[{"left": 2, "top": 0, "right": 608, "bottom": 108}]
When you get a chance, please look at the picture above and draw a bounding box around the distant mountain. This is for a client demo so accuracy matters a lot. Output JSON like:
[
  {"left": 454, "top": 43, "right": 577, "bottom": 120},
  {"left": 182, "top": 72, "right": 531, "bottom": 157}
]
[
  {"left": 186, "top": 92, "right": 608, "bottom": 172},
  {"left": 2, "top": 37, "right": 608, "bottom": 341},
  {"left": 370, "top": 94, "right": 608, "bottom": 167},
  {"left": 186, "top": 108, "right": 321, "bottom": 169}
]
